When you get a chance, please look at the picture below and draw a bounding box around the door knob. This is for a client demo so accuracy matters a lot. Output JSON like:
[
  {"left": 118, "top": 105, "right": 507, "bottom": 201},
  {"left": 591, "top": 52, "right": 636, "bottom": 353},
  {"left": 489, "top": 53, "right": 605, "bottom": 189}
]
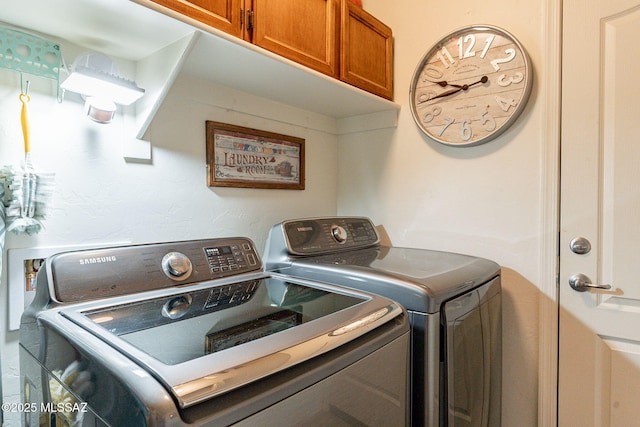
[{"left": 569, "top": 273, "right": 611, "bottom": 292}]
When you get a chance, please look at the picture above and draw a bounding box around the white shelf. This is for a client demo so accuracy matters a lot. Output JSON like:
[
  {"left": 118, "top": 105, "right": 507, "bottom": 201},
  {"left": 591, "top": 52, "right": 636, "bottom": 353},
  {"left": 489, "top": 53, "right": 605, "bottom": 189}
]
[{"left": 182, "top": 28, "right": 399, "bottom": 119}]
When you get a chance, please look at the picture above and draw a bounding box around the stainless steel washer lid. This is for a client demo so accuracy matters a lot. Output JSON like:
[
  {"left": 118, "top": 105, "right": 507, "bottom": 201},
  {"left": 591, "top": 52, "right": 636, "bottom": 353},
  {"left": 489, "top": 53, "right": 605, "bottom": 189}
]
[
  {"left": 278, "top": 246, "right": 499, "bottom": 313},
  {"left": 264, "top": 217, "right": 500, "bottom": 313},
  {"left": 53, "top": 274, "right": 403, "bottom": 408}
]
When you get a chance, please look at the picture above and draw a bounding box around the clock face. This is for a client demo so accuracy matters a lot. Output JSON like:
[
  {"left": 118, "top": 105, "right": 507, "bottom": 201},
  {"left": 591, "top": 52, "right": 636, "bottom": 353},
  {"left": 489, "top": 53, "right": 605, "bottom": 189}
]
[{"left": 409, "top": 25, "right": 533, "bottom": 146}]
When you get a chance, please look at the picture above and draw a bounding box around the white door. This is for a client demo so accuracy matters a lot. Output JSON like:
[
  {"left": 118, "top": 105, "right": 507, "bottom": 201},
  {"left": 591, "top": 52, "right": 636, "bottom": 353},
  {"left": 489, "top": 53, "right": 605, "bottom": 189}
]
[{"left": 559, "top": 0, "right": 640, "bottom": 425}]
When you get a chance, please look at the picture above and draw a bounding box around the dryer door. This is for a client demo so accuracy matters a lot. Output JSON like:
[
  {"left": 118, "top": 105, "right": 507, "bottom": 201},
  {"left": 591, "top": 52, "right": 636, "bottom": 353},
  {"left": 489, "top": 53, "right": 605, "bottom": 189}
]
[{"left": 443, "top": 277, "right": 501, "bottom": 427}]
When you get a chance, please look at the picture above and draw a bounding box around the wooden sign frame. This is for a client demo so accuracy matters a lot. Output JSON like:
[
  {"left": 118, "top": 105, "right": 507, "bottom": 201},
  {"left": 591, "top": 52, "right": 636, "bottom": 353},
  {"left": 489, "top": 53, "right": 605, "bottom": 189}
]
[{"left": 206, "top": 121, "right": 305, "bottom": 190}]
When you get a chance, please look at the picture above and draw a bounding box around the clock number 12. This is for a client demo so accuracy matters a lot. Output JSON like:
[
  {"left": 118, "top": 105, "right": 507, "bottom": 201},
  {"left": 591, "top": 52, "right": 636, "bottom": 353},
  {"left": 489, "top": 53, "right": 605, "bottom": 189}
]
[{"left": 457, "top": 35, "right": 476, "bottom": 59}]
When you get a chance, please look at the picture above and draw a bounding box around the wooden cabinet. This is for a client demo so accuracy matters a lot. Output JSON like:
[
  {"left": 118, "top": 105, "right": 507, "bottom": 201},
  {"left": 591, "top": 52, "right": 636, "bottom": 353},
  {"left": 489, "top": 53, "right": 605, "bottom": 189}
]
[
  {"left": 149, "top": 0, "right": 246, "bottom": 38},
  {"left": 149, "top": 0, "right": 338, "bottom": 76},
  {"left": 340, "top": 1, "right": 393, "bottom": 100},
  {"left": 253, "top": 0, "right": 339, "bottom": 77},
  {"left": 145, "top": 0, "right": 393, "bottom": 100}
]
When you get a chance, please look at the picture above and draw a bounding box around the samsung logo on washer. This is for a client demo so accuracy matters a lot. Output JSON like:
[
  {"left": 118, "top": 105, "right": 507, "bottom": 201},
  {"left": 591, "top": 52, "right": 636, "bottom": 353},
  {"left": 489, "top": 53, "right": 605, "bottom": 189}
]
[{"left": 79, "top": 256, "right": 117, "bottom": 265}]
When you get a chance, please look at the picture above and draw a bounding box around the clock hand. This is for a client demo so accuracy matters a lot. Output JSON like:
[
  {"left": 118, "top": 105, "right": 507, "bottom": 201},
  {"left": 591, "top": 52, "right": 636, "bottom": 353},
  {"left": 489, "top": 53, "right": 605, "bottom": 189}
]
[
  {"left": 432, "top": 80, "right": 451, "bottom": 87},
  {"left": 426, "top": 87, "right": 463, "bottom": 101},
  {"left": 450, "top": 75, "right": 489, "bottom": 90},
  {"left": 432, "top": 80, "right": 464, "bottom": 89},
  {"left": 464, "top": 75, "right": 489, "bottom": 88},
  {"left": 423, "top": 76, "right": 489, "bottom": 102}
]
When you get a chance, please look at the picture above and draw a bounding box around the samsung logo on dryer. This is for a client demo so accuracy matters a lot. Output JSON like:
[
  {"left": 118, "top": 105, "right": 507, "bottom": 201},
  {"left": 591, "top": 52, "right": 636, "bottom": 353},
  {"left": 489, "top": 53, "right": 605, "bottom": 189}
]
[{"left": 79, "top": 256, "right": 117, "bottom": 265}]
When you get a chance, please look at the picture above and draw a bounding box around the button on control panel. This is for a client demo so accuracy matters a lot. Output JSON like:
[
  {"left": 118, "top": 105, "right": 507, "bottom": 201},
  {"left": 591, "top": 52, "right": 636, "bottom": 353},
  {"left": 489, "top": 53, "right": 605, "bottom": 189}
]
[{"left": 204, "top": 240, "right": 259, "bottom": 277}]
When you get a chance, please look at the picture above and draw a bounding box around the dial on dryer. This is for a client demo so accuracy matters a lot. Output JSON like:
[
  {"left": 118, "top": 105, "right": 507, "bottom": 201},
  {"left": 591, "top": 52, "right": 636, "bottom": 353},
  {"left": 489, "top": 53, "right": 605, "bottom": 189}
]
[
  {"left": 331, "top": 225, "right": 348, "bottom": 243},
  {"left": 162, "top": 252, "right": 193, "bottom": 280}
]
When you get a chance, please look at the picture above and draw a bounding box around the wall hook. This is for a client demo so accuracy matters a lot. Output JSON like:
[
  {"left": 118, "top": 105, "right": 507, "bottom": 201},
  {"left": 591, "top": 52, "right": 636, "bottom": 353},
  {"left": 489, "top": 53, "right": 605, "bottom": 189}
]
[{"left": 21, "top": 75, "right": 31, "bottom": 96}]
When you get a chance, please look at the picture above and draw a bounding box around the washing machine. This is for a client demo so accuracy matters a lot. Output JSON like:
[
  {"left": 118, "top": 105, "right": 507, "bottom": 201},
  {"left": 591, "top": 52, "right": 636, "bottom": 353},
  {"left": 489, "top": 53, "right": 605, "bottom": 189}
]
[
  {"left": 264, "top": 216, "right": 502, "bottom": 427},
  {"left": 19, "top": 237, "right": 409, "bottom": 426}
]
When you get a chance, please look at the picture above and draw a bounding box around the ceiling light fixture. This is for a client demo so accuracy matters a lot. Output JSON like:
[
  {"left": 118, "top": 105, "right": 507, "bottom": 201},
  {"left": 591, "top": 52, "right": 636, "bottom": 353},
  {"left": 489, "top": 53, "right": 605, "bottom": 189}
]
[{"left": 61, "top": 52, "right": 145, "bottom": 124}]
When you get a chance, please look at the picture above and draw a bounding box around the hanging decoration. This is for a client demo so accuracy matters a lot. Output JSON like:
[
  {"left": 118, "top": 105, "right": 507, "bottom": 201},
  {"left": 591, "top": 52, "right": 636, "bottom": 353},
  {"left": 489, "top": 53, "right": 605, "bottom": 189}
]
[{"left": 1, "top": 27, "right": 59, "bottom": 235}]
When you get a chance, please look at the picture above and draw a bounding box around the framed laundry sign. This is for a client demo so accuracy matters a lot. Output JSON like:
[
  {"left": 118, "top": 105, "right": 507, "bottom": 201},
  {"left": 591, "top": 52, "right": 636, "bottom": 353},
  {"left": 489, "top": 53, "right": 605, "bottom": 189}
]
[{"left": 206, "top": 121, "right": 305, "bottom": 190}]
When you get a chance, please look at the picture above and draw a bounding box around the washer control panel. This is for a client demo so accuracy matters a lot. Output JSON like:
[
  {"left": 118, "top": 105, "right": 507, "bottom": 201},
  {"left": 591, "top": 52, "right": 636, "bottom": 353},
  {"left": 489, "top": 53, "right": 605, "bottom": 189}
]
[
  {"left": 49, "top": 237, "right": 262, "bottom": 302},
  {"left": 283, "top": 217, "right": 380, "bottom": 255}
]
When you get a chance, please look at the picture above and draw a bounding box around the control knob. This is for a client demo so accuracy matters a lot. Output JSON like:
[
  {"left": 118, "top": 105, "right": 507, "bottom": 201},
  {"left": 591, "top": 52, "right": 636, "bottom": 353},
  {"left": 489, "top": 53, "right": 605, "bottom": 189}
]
[
  {"left": 162, "top": 252, "right": 193, "bottom": 281},
  {"left": 331, "top": 224, "right": 348, "bottom": 244}
]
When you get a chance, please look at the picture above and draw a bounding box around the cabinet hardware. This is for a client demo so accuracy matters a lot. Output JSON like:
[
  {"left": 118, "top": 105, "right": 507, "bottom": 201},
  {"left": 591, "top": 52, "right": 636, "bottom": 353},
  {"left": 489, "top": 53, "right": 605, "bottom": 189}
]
[{"left": 246, "top": 10, "right": 254, "bottom": 32}]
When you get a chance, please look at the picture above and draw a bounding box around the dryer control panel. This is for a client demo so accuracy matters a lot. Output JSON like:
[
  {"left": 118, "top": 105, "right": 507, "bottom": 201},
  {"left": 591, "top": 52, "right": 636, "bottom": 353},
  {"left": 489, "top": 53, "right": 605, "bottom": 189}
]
[{"left": 282, "top": 217, "right": 380, "bottom": 255}]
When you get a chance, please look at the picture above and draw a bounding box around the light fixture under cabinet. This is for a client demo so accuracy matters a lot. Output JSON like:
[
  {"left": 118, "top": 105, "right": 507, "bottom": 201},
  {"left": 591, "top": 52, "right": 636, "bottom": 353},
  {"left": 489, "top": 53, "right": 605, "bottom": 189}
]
[{"left": 61, "top": 52, "right": 145, "bottom": 123}]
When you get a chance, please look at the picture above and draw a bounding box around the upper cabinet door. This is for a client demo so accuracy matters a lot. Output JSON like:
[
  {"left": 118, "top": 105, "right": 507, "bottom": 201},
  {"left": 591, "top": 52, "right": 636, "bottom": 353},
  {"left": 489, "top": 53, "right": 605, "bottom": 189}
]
[
  {"left": 252, "top": 0, "right": 339, "bottom": 77},
  {"left": 149, "top": 0, "right": 245, "bottom": 38},
  {"left": 340, "top": 0, "right": 393, "bottom": 100}
]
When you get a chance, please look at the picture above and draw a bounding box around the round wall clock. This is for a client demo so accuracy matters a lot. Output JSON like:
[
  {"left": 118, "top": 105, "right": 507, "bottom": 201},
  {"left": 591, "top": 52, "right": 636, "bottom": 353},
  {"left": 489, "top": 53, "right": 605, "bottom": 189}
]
[{"left": 409, "top": 25, "right": 533, "bottom": 146}]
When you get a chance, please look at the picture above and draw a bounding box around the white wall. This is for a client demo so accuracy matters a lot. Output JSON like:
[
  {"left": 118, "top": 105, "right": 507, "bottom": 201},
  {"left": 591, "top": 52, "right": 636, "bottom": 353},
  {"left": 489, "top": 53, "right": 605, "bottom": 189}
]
[
  {"left": 0, "top": 68, "right": 339, "bottom": 425},
  {"left": 337, "top": 1, "right": 559, "bottom": 426}
]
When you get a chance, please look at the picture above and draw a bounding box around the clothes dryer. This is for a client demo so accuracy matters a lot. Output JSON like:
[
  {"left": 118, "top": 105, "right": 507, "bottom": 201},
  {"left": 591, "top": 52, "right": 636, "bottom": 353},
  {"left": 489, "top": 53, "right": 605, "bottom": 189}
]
[{"left": 264, "top": 216, "right": 501, "bottom": 427}]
